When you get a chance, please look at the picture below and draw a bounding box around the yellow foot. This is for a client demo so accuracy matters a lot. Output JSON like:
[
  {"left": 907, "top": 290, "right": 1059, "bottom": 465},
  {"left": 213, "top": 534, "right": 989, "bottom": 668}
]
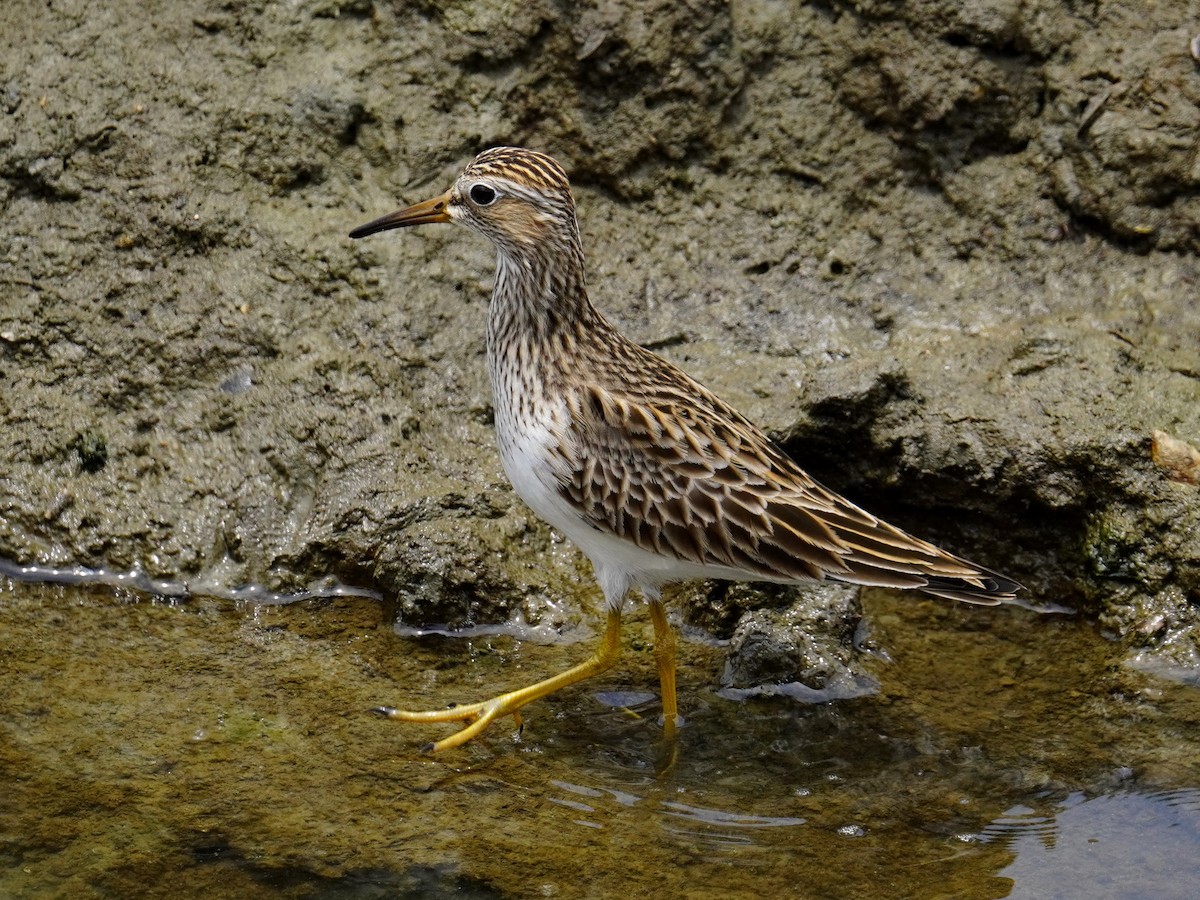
[
  {"left": 375, "top": 608, "right": 624, "bottom": 753},
  {"left": 372, "top": 698, "right": 526, "bottom": 753},
  {"left": 656, "top": 728, "right": 681, "bottom": 775},
  {"left": 655, "top": 708, "right": 683, "bottom": 775}
]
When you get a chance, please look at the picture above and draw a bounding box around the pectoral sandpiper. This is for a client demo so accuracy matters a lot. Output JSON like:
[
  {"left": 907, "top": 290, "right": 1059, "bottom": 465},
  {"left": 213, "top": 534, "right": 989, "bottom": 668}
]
[{"left": 350, "top": 147, "right": 1021, "bottom": 753}]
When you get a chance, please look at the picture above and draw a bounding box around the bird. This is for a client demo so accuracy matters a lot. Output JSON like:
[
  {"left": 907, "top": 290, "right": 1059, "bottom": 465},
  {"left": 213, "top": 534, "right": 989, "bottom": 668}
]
[{"left": 349, "top": 146, "right": 1021, "bottom": 753}]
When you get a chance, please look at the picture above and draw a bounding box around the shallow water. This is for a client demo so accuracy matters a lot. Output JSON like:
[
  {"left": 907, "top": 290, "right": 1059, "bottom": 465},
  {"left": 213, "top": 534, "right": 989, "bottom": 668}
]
[{"left": 2, "top": 579, "right": 1198, "bottom": 899}]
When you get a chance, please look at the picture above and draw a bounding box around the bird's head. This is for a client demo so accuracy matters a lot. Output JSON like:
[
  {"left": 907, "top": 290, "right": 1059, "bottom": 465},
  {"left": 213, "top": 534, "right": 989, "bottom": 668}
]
[{"left": 350, "top": 147, "right": 580, "bottom": 260}]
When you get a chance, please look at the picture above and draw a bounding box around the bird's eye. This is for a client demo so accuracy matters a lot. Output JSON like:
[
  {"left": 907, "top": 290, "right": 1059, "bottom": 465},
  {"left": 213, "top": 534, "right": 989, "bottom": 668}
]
[{"left": 469, "top": 183, "right": 497, "bottom": 206}]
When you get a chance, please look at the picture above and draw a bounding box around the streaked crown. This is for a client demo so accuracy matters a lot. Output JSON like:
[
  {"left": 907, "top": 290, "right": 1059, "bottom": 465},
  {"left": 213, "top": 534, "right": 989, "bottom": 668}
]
[{"left": 461, "top": 147, "right": 572, "bottom": 195}]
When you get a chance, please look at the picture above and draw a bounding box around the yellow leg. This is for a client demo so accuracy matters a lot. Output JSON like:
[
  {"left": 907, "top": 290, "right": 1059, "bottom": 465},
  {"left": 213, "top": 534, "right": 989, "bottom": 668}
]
[
  {"left": 648, "top": 600, "right": 681, "bottom": 738},
  {"left": 375, "top": 608, "right": 623, "bottom": 752}
]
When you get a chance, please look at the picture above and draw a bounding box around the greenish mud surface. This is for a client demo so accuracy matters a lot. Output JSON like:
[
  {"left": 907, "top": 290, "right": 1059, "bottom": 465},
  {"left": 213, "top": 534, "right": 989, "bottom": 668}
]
[{"left": 2, "top": 579, "right": 1198, "bottom": 898}]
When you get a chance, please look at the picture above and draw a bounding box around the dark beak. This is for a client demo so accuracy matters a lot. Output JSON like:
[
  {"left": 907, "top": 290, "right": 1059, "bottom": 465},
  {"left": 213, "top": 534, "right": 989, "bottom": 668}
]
[{"left": 348, "top": 191, "right": 452, "bottom": 239}]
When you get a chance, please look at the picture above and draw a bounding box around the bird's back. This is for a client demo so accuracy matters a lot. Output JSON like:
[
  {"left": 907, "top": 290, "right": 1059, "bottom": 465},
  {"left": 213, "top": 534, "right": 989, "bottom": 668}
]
[{"left": 549, "top": 322, "right": 1020, "bottom": 603}]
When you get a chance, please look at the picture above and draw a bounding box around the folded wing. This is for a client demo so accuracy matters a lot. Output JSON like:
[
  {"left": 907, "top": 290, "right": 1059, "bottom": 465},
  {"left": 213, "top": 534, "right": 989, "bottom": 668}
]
[{"left": 560, "top": 378, "right": 1020, "bottom": 605}]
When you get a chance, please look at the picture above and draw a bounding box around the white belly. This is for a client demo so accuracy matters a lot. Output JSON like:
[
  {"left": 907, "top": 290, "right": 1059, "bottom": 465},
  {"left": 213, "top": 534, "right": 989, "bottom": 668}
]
[
  {"left": 493, "top": 410, "right": 575, "bottom": 538},
  {"left": 492, "top": 401, "right": 746, "bottom": 607}
]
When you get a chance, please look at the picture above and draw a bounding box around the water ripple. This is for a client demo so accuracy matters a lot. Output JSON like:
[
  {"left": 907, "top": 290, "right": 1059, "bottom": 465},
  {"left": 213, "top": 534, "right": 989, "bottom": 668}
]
[
  {"left": 545, "top": 776, "right": 806, "bottom": 855},
  {"left": 0, "top": 557, "right": 381, "bottom": 604}
]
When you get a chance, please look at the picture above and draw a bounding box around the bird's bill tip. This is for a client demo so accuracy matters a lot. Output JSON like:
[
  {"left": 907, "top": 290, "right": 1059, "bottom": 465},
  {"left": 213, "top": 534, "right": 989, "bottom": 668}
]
[{"left": 348, "top": 192, "right": 451, "bottom": 239}]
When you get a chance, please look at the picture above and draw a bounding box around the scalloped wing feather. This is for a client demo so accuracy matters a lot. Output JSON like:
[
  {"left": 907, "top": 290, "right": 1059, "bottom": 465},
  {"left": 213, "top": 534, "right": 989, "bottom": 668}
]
[{"left": 560, "top": 378, "right": 1018, "bottom": 604}]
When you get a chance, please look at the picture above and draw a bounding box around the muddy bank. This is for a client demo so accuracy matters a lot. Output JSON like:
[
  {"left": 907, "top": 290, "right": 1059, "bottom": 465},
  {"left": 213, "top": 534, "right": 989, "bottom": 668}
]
[{"left": 1, "top": 0, "right": 1197, "bottom": 683}]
